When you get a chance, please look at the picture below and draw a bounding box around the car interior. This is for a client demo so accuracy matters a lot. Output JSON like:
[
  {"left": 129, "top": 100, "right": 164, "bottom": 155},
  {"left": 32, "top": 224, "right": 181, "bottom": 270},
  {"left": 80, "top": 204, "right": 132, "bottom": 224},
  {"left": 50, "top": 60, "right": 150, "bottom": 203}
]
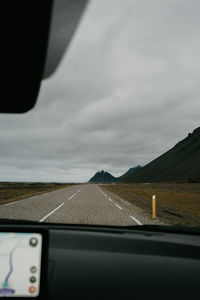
[{"left": 1, "top": 1, "right": 200, "bottom": 299}]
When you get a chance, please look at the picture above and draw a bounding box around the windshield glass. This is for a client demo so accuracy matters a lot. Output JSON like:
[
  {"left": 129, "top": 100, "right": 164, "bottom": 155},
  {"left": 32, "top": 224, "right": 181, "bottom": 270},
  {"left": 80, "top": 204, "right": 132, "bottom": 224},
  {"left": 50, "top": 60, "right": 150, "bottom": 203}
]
[{"left": 0, "top": 0, "right": 200, "bottom": 228}]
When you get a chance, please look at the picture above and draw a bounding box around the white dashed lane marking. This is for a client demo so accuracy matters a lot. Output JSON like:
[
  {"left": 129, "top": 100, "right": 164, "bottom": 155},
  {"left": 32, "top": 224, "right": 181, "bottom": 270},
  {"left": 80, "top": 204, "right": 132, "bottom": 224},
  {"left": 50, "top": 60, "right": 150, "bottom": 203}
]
[
  {"left": 68, "top": 193, "right": 76, "bottom": 200},
  {"left": 40, "top": 187, "right": 83, "bottom": 222},
  {"left": 39, "top": 202, "right": 65, "bottom": 223},
  {"left": 130, "top": 216, "right": 142, "bottom": 225}
]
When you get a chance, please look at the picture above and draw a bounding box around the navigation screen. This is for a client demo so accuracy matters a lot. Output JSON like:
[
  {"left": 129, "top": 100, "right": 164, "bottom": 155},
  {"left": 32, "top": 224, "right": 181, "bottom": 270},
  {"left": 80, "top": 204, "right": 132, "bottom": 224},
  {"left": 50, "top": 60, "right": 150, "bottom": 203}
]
[{"left": 0, "top": 232, "right": 42, "bottom": 297}]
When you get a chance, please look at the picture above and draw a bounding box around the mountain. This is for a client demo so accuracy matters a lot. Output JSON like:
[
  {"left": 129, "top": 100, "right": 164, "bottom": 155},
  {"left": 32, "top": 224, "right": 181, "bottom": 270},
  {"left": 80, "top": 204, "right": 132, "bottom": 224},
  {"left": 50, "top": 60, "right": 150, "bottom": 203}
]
[
  {"left": 89, "top": 166, "right": 141, "bottom": 183},
  {"left": 89, "top": 170, "right": 116, "bottom": 183},
  {"left": 122, "top": 127, "right": 200, "bottom": 183},
  {"left": 117, "top": 166, "right": 142, "bottom": 180}
]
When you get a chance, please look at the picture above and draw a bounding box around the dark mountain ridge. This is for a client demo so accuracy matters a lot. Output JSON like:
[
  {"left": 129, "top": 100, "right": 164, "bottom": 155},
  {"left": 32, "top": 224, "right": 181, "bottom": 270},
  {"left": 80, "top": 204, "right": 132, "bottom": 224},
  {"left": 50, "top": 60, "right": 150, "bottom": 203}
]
[
  {"left": 89, "top": 166, "right": 141, "bottom": 183},
  {"left": 89, "top": 170, "right": 116, "bottom": 183},
  {"left": 117, "top": 166, "right": 142, "bottom": 180},
  {"left": 122, "top": 127, "right": 200, "bottom": 183}
]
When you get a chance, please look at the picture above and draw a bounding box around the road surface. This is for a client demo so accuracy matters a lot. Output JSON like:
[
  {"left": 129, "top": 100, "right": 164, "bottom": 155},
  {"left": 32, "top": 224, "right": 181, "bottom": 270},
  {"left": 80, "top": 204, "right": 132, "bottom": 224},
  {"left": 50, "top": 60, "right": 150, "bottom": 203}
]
[{"left": 0, "top": 184, "right": 163, "bottom": 225}]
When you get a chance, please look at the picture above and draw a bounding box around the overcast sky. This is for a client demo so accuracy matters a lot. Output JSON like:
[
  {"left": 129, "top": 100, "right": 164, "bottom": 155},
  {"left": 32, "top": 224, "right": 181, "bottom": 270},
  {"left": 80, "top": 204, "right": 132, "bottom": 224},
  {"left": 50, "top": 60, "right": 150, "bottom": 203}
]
[{"left": 1, "top": 0, "right": 200, "bottom": 182}]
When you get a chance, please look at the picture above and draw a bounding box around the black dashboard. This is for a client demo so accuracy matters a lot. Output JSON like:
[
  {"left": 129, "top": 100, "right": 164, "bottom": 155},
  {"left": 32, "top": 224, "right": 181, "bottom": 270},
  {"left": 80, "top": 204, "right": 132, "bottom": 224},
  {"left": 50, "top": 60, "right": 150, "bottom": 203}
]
[{"left": 0, "top": 223, "right": 200, "bottom": 300}]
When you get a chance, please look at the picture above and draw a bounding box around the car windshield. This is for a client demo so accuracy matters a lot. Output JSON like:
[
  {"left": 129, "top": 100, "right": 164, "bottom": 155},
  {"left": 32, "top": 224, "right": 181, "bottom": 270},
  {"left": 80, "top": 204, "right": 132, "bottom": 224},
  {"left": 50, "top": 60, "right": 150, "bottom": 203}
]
[{"left": 0, "top": 0, "right": 200, "bottom": 229}]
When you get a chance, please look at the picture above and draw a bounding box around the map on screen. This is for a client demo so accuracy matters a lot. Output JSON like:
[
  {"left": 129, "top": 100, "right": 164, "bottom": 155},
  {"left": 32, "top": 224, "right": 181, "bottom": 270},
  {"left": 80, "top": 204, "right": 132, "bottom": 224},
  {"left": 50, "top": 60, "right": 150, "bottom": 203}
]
[{"left": 0, "top": 232, "right": 42, "bottom": 297}]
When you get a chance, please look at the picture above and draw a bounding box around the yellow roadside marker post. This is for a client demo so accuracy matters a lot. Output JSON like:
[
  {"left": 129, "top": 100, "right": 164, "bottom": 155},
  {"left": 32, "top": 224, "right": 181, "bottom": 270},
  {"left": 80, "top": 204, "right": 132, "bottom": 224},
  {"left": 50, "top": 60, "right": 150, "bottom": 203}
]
[{"left": 152, "top": 194, "right": 156, "bottom": 219}]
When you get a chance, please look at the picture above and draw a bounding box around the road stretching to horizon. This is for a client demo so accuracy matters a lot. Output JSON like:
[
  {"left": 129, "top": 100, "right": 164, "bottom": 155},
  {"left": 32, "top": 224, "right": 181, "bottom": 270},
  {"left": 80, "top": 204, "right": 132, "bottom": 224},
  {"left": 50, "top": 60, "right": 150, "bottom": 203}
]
[{"left": 0, "top": 184, "right": 163, "bottom": 226}]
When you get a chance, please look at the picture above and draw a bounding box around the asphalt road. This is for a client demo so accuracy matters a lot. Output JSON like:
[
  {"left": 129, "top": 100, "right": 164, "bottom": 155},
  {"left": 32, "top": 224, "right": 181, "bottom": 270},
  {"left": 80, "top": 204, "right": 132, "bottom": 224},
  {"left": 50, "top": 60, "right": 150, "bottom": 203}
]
[{"left": 0, "top": 184, "right": 163, "bottom": 226}]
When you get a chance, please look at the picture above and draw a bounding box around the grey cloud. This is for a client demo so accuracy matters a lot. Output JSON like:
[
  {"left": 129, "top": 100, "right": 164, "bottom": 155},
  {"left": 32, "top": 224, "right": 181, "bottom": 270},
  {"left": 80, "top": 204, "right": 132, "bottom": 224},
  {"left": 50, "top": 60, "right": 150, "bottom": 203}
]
[{"left": 0, "top": 0, "right": 200, "bottom": 182}]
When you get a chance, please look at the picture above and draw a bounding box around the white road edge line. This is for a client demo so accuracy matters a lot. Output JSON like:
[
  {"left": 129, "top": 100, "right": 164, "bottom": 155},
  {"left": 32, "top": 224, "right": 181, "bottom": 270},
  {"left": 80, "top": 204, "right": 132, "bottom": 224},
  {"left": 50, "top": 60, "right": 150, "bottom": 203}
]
[
  {"left": 115, "top": 204, "right": 122, "bottom": 210},
  {"left": 130, "top": 216, "right": 142, "bottom": 225},
  {"left": 4, "top": 187, "right": 82, "bottom": 207},
  {"left": 39, "top": 202, "right": 64, "bottom": 223},
  {"left": 96, "top": 186, "right": 103, "bottom": 193},
  {"left": 108, "top": 197, "right": 113, "bottom": 202},
  {"left": 4, "top": 195, "right": 39, "bottom": 206},
  {"left": 4, "top": 200, "right": 21, "bottom": 206}
]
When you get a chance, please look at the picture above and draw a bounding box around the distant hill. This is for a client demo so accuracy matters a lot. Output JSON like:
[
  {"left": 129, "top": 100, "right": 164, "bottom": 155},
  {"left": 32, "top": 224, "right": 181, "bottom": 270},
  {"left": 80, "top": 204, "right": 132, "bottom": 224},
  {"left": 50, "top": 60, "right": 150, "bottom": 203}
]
[
  {"left": 117, "top": 166, "right": 142, "bottom": 180},
  {"left": 122, "top": 127, "right": 200, "bottom": 183},
  {"left": 89, "top": 170, "right": 116, "bottom": 183},
  {"left": 89, "top": 166, "right": 141, "bottom": 183}
]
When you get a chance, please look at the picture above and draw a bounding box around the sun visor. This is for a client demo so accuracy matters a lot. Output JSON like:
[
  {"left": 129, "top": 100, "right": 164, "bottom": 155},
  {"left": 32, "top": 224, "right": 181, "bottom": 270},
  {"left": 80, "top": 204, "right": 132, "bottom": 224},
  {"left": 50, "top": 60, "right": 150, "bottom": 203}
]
[
  {"left": 0, "top": 0, "right": 88, "bottom": 113},
  {"left": 43, "top": 0, "right": 88, "bottom": 78}
]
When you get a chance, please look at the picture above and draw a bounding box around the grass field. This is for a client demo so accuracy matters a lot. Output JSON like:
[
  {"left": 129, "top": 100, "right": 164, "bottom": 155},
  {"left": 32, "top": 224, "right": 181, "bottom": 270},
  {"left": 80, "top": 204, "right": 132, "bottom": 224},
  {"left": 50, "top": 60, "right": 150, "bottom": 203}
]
[
  {"left": 0, "top": 182, "right": 72, "bottom": 205},
  {"left": 101, "top": 183, "right": 200, "bottom": 226}
]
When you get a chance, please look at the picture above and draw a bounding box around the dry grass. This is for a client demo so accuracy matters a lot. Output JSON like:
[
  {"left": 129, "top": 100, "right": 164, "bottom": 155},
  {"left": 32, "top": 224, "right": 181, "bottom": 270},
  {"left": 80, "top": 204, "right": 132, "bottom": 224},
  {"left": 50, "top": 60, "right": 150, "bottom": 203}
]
[
  {"left": 0, "top": 182, "right": 72, "bottom": 205},
  {"left": 102, "top": 183, "right": 200, "bottom": 226}
]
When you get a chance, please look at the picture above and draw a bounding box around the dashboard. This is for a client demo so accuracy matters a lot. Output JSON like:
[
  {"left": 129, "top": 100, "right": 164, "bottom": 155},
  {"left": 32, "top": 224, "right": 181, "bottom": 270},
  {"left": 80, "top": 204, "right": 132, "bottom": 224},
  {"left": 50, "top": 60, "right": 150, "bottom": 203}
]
[{"left": 0, "top": 223, "right": 199, "bottom": 299}]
